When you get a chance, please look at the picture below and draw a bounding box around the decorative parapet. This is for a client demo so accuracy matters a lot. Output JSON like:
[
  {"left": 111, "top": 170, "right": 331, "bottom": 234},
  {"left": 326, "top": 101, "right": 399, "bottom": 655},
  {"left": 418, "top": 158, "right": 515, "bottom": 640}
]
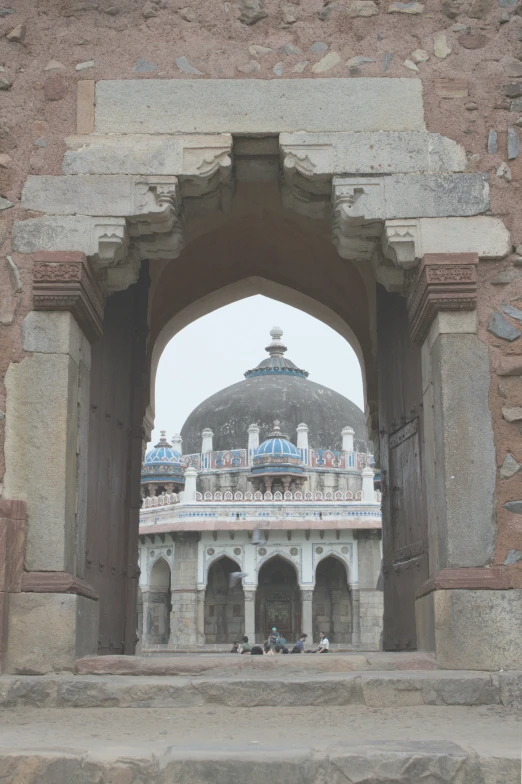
[
  {"left": 141, "top": 488, "right": 382, "bottom": 508},
  {"left": 407, "top": 252, "right": 479, "bottom": 345},
  {"left": 32, "top": 251, "right": 105, "bottom": 342}
]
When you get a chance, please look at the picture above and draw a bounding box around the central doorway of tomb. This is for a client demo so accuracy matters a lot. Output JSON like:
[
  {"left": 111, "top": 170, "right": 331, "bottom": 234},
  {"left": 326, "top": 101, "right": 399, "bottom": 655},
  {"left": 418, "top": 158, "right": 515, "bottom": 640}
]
[{"left": 256, "top": 557, "right": 300, "bottom": 643}]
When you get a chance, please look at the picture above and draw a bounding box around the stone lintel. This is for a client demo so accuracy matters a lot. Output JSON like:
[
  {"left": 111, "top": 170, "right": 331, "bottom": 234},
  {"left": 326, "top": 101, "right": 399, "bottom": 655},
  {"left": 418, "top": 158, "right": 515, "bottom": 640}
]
[
  {"left": 94, "top": 79, "right": 425, "bottom": 135},
  {"left": 32, "top": 251, "right": 105, "bottom": 343},
  {"left": 416, "top": 567, "right": 512, "bottom": 599},
  {"left": 407, "top": 253, "right": 478, "bottom": 345},
  {"left": 21, "top": 571, "right": 99, "bottom": 601}
]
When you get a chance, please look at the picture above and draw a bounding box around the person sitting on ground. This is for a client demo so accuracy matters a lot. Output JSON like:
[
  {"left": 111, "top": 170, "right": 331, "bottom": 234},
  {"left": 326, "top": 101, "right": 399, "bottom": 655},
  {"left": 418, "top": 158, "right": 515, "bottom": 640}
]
[
  {"left": 315, "top": 632, "right": 330, "bottom": 653},
  {"left": 268, "top": 627, "right": 279, "bottom": 648},
  {"left": 277, "top": 633, "right": 287, "bottom": 648},
  {"left": 282, "top": 646, "right": 289, "bottom": 654},
  {"left": 251, "top": 645, "right": 264, "bottom": 655},
  {"left": 240, "top": 635, "right": 252, "bottom": 653},
  {"left": 274, "top": 644, "right": 283, "bottom": 654},
  {"left": 291, "top": 633, "right": 308, "bottom": 653},
  {"left": 230, "top": 641, "right": 240, "bottom": 653},
  {"left": 264, "top": 643, "right": 275, "bottom": 655}
]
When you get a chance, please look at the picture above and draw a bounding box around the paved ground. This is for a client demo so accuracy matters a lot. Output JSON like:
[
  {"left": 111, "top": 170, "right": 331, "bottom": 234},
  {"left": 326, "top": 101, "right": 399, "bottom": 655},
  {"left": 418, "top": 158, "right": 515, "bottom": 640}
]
[
  {"left": 0, "top": 701, "right": 520, "bottom": 782},
  {"left": 0, "top": 704, "right": 520, "bottom": 756}
]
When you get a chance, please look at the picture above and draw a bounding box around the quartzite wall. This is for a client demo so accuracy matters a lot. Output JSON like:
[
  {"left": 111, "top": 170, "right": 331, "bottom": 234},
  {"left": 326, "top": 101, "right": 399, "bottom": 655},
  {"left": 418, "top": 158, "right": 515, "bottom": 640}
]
[{"left": 0, "top": 0, "right": 522, "bottom": 671}]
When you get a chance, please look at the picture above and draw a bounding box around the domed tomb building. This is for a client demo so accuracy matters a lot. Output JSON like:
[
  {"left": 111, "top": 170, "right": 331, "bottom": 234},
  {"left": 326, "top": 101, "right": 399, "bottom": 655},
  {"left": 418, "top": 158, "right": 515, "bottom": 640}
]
[{"left": 138, "top": 329, "right": 382, "bottom": 651}]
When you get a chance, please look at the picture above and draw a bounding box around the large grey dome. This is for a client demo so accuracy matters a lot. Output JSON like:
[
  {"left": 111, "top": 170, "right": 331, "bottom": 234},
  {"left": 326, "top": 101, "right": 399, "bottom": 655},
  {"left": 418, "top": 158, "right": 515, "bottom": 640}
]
[{"left": 180, "top": 328, "right": 368, "bottom": 455}]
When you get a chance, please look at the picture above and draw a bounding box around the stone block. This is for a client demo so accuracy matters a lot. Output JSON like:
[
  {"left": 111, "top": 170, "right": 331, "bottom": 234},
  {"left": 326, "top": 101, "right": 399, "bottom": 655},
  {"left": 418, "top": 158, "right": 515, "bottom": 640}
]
[
  {"left": 63, "top": 133, "right": 233, "bottom": 176},
  {"left": 3, "top": 353, "right": 79, "bottom": 572},
  {"left": 76, "top": 80, "right": 94, "bottom": 135},
  {"left": 417, "top": 589, "right": 522, "bottom": 670},
  {"left": 6, "top": 592, "right": 98, "bottom": 674},
  {"left": 333, "top": 173, "right": 489, "bottom": 220},
  {"left": 419, "top": 217, "right": 510, "bottom": 259},
  {"left": 430, "top": 333, "right": 496, "bottom": 568},
  {"left": 12, "top": 215, "right": 98, "bottom": 255},
  {"left": 499, "top": 672, "right": 522, "bottom": 707},
  {"left": 21, "top": 311, "right": 84, "bottom": 365},
  {"left": 94, "top": 78, "right": 425, "bottom": 134},
  {"left": 21, "top": 174, "right": 176, "bottom": 217},
  {"left": 280, "top": 131, "right": 465, "bottom": 176}
]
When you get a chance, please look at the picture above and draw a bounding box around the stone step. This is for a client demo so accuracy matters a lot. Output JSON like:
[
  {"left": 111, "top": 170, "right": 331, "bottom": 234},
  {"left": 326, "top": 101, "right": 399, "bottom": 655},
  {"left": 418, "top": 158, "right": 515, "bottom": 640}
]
[
  {"left": 76, "top": 651, "right": 440, "bottom": 676},
  {"left": 0, "top": 704, "right": 519, "bottom": 783},
  {"left": 1, "top": 669, "right": 520, "bottom": 709}
]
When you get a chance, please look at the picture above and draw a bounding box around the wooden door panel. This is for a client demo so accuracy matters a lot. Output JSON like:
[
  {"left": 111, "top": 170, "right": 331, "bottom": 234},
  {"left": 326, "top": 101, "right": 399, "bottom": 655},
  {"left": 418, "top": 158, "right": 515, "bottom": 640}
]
[
  {"left": 377, "top": 286, "right": 429, "bottom": 651},
  {"left": 86, "top": 266, "right": 149, "bottom": 655}
]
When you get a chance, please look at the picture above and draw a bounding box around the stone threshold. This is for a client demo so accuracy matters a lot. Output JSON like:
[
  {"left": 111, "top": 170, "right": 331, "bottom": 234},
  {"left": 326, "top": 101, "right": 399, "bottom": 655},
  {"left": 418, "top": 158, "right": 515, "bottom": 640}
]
[
  {"left": 1, "top": 670, "right": 520, "bottom": 709},
  {"left": 75, "top": 651, "right": 439, "bottom": 676}
]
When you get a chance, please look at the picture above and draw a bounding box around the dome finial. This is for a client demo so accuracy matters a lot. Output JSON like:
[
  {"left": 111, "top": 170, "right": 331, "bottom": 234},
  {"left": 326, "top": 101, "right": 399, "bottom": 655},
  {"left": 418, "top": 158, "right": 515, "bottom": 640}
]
[
  {"left": 266, "top": 327, "right": 287, "bottom": 358},
  {"left": 268, "top": 419, "right": 288, "bottom": 439},
  {"left": 154, "top": 430, "right": 171, "bottom": 448}
]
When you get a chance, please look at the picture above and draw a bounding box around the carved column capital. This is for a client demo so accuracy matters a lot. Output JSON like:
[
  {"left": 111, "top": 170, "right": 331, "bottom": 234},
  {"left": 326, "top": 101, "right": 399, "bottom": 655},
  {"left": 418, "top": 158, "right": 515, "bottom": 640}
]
[
  {"left": 32, "top": 251, "right": 105, "bottom": 342},
  {"left": 407, "top": 252, "right": 478, "bottom": 345},
  {"left": 300, "top": 588, "right": 314, "bottom": 602}
]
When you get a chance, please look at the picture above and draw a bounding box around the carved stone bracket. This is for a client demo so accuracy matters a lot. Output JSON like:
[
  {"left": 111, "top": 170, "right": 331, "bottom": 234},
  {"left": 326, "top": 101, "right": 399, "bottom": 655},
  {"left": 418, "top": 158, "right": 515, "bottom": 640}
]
[
  {"left": 128, "top": 176, "right": 182, "bottom": 236},
  {"left": 407, "top": 252, "right": 478, "bottom": 345},
  {"left": 382, "top": 219, "right": 421, "bottom": 268},
  {"left": 32, "top": 251, "right": 105, "bottom": 342}
]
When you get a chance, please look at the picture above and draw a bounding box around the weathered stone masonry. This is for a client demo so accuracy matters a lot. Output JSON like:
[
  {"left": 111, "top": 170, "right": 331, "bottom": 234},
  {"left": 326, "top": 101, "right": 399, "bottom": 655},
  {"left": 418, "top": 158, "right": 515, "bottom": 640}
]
[{"left": 0, "top": 0, "right": 521, "bottom": 672}]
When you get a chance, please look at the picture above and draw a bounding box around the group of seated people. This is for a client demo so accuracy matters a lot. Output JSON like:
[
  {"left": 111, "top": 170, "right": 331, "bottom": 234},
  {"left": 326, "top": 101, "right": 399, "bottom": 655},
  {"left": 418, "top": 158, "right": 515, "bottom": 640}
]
[{"left": 231, "top": 628, "right": 330, "bottom": 655}]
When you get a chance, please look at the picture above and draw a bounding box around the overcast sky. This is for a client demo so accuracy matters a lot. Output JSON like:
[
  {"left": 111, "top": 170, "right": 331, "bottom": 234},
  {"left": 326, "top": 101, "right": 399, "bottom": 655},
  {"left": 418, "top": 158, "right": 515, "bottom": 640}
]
[{"left": 151, "top": 295, "right": 364, "bottom": 448}]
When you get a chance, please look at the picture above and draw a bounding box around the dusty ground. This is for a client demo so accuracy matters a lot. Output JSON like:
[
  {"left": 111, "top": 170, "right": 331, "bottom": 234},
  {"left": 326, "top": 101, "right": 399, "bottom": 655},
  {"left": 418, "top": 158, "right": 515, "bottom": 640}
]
[{"left": 0, "top": 705, "right": 520, "bottom": 758}]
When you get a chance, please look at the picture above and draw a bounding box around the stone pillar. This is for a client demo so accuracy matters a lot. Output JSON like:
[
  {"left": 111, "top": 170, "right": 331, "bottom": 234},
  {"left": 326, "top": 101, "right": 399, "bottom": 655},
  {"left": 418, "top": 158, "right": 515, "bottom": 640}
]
[
  {"left": 141, "top": 588, "right": 153, "bottom": 646},
  {"left": 342, "top": 426, "right": 354, "bottom": 453},
  {"left": 247, "top": 424, "right": 260, "bottom": 466},
  {"left": 361, "top": 467, "right": 375, "bottom": 502},
  {"left": 201, "top": 428, "right": 213, "bottom": 454},
  {"left": 171, "top": 433, "right": 183, "bottom": 453},
  {"left": 3, "top": 252, "right": 102, "bottom": 674},
  {"left": 196, "top": 587, "right": 206, "bottom": 645},
  {"left": 244, "top": 588, "right": 256, "bottom": 642},
  {"left": 296, "top": 422, "right": 309, "bottom": 465},
  {"left": 182, "top": 467, "right": 198, "bottom": 502},
  {"left": 300, "top": 587, "right": 313, "bottom": 643},
  {"left": 351, "top": 584, "right": 361, "bottom": 646},
  {"left": 409, "top": 253, "right": 519, "bottom": 669},
  {"left": 169, "top": 534, "right": 199, "bottom": 646}
]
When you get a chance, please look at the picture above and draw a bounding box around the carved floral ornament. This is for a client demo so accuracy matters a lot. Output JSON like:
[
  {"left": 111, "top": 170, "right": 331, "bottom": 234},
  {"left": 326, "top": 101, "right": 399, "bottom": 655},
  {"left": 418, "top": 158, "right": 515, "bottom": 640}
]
[{"left": 407, "top": 253, "right": 479, "bottom": 345}]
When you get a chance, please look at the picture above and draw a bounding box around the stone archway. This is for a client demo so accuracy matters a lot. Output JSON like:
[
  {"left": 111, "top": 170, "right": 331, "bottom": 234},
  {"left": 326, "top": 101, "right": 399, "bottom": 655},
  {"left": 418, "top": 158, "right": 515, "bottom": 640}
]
[
  {"left": 313, "top": 556, "right": 352, "bottom": 645},
  {"left": 144, "top": 557, "right": 171, "bottom": 645},
  {"left": 2, "top": 77, "right": 515, "bottom": 674},
  {"left": 204, "top": 556, "right": 244, "bottom": 645},
  {"left": 256, "top": 556, "right": 300, "bottom": 644}
]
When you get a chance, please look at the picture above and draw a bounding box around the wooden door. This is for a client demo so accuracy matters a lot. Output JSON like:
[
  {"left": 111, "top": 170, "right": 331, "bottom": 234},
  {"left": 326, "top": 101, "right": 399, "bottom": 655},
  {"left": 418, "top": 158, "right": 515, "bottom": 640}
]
[
  {"left": 377, "top": 285, "right": 429, "bottom": 651},
  {"left": 86, "top": 265, "right": 149, "bottom": 655}
]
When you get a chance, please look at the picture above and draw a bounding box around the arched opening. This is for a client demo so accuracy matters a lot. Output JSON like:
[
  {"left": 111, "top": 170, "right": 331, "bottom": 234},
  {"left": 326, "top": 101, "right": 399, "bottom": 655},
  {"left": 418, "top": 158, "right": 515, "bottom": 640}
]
[
  {"left": 313, "top": 556, "right": 352, "bottom": 644},
  {"left": 256, "top": 556, "right": 300, "bottom": 644},
  {"left": 86, "top": 181, "right": 425, "bottom": 659},
  {"left": 204, "top": 556, "right": 244, "bottom": 644},
  {"left": 145, "top": 557, "right": 172, "bottom": 645}
]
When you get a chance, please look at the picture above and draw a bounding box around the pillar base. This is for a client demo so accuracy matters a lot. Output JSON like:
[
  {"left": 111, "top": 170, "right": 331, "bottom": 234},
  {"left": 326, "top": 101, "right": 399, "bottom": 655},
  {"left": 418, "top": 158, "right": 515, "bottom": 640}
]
[
  {"left": 6, "top": 592, "right": 98, "bottom": 674},
  {"left": 416, "top": 588, "right": 522, "bottom": 671}
]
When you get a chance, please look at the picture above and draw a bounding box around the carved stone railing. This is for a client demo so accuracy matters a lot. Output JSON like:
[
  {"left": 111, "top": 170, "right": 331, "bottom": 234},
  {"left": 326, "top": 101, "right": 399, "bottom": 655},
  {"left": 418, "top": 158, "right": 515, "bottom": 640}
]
[{"left": 141, "top": 489, "right": 382, "bottom": 509}]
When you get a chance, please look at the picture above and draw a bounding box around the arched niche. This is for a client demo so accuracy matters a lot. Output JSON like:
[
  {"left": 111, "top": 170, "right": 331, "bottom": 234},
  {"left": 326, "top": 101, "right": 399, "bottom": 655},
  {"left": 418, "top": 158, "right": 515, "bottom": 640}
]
[
  {"left": 204, "top": 555, "right": 244, "bottom": 644},
  {"left": 313, "top": 555, "right": 352, "bottom": 644}
]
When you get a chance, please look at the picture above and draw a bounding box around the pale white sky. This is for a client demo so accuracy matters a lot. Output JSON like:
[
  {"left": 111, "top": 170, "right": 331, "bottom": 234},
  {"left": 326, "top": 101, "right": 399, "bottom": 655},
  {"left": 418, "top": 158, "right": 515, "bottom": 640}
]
[{"left": 151, "top": 295, "right": 364, "bottom": 447}]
